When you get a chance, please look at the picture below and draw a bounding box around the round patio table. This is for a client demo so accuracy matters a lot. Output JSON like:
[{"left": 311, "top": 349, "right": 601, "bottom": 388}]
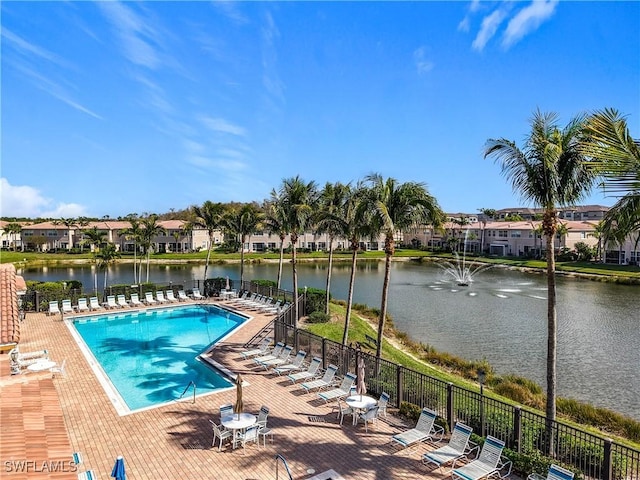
[
  {"left": 221, "top": 413, "right": 257, "bottom": 448},
  {"left": 345, "top": 395, "right": 377, "bottom": 425}
]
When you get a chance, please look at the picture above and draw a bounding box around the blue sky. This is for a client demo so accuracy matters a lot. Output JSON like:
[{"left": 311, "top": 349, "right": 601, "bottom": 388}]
[{"left": 2, "top": 1, "right": 639, "bottom": 219}]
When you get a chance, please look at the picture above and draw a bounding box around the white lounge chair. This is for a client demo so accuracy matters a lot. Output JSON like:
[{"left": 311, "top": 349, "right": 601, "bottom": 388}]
[
  {"left": 256, "top": 345, "right": 293, "bottom": 369},
  {"left": 177, "top": 290, "right": 189, "bottom": 301},
  {"left": 452, "top": 435, "right": 512, "bottom": 480},
  {"left": 318, "top": 372, "right": 357, "bottom": 403},
  {"left": 252, "top": 342, "right": 285, "bottom": 364},
  {"left": 144, "top": 292, "right": 157, "bottom": 305},
  {"left": 61, "top": 299, "right": 74, "bottom": 314},
  {"left": 287, "top": 357, "right": 322, "bottom": 383},
  {"left": 48, "top": 301, "right": 61, "bottom": 316},
  {"left": 129, "top": 293, "right": 143, "bottom": 307},
  {"left": 50, "top": 359, "right": 67, "bottom": 378},
  {"left": 240, "top": 337, "right": 273, "bottom": 359},
  {"left": 75, "top": 298, "right": 90, "bottom": 313},
  {"left": 106, "top": 295, "right": 118, "bottom": 309},
  {"left": 301, "top": 364, "right": 339, "bottom": 393},
  {"left": 392, "top": 407, "right": 444, "bottom": 450},
  {"left": 165, "top": 290, "right": 177, "bottom": 303},
  {"left": 116, "top": 294, "right": 129, "bottom": 308},
  {"left": 89, "top": 297, "right": 103, "bottom": 311},
  {"left": 527, "top": 464, "right": 575, "bottom": 480},
  {"left": 191, "top": 288, "right": 204, "bottom": 300},
  {"left": 422, "top": 422, "right": 475, "bottom": 470},
  {"left": 272, "top": 350, "right": 307, "bottom": 375},
  {"left": 155, "top": 291, "right": 167, "bottom": 304}
]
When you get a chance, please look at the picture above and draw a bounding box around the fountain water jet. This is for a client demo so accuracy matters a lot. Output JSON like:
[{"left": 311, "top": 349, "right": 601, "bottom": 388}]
[{"left": 438, "top": 230, "right": 494, "bottom": 286}]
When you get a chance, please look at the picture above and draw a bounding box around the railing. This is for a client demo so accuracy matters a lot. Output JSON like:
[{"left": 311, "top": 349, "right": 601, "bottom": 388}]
[
  {"left": 178, "top": 381, "right": 196, "bottom": 404},
  {"left": 275, "top": 454, "right": 294, "bottom": 480},
  {"left": 273, "top": 319, "right": 640, "bottom": 480}
]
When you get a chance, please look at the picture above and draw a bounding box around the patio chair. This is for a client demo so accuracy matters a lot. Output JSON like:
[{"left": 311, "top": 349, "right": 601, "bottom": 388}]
[
  {"left": 89, "top": 297, "right": 103, "bottom": 311},
  {"left": 452, "top": 435, "right": 512, "bottom": 480},
  {"left": 234, "top": 424, "right": 261, "bottom": 454},
  {"left": 391, "top": 407, "right": 444, "bottom": 450},
  {"left": 165, "top": 290, "right": 177, "bottom": 303},
  {"left": 129, "top": 293, "right": 143, "bottom": 307},
  {"left": 155, "top": 291, "right": 167, "bottom": 303},
  {"left": 50, "top": 359, "right": 67, "bottom": 378},
  {"left": 422, "top": 422, "right": 475, "bottom": 471},
  {"left": 527, "top": 464, "right": 575, "bottom": 480},
  {"left": 219, "top": 403, "right": 234, "bottom": 420},
  {"left": 332, "top": 397, "right": 355, "bottom": 425},
  {"left": 252, "top": 342, "right": 285, "bottom": 364},
  {"left": 272, "top": 350, "right": 307, "bottom": 375},
  {"left": 75, "top": 298, "right": 90, "bottom": 313},
  {"left": 256, "top": 405, "right": 272, "bottom": 446},
  {"left": 48, "top": 301, "right": 61, "bottom": 316},
  {"left": 177, "top": 290, "right": 189, "bottom": 301},
  {"left": 191, "top": 288, "right": 204, "bottom": 300},
  {"left": 61, "top": 299, "right": 74, "bottom": 314},
  {"left": 116, "top": 294, "right": 129, "bottom": 308},
  {"left": 106, "top": 295, "right": 118, "bottom": 309},
  {"left": 256, "top": 345, "right": 293, "bottom": 369},
  {"left": 358, "top": 405, "right": 380, "bottom": 433},
  {"left": 209, "top": 420, "right": 233, "bottom": 451},
  {"left": 240, "top": 337, "right": 273, "bottom": 359},
  {"left": 77, "top": 470, "right": 96, "bottom": 480},
  {"left": 301, "top": 364, "right": 339, "bottom": 393},
  {"left": 318, "top": 372, "right": 357, "bottom": 403},
  {"left": 144, "top": 292, "right": 157, "bottom": 305},
  {"left": 287, "top": 357, "right": 322, "bottom": 383},
  {"left": 377, "top": 392, "right": 390, "bottom": 418}
]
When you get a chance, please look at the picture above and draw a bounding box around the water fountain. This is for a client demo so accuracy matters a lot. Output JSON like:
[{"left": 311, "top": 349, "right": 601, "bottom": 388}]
[{"left": 437, "top": 230, "right": 494, "bottom": 286}]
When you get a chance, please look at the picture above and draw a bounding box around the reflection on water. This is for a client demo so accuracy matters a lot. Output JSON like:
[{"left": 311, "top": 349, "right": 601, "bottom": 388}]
[{"left": 19, "top": 260, "right": 640, "bottom": 419}]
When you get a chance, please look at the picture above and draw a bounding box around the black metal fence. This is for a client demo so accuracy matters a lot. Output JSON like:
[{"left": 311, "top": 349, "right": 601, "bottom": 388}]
[{"left": 271, "top": 319, "right": 639, "bottom": 480}]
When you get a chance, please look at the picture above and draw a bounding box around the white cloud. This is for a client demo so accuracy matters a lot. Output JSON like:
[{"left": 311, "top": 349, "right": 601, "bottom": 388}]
[
  {"left": 0, "top": 178, "right": 87, "bottom": 218},
  {"left": 458, "top": 0, "right": 482, "bottom": 32},
  {"left": 502, "top": 0, "right": 558, "bottom": 48},
  {"left": 413, "top": 46, "right": 435, "bottom": 75},
  {"left": 199, "top": 116, "right": 247, "bottom": 136},
  {"left": 1, "top": 28, "right": 69, "bottom": 68},
  {"left": 472, "top": 7, "right": 509, "bottom": 52}
]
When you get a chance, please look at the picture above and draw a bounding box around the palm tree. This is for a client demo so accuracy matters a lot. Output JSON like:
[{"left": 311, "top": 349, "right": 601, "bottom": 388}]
[
  {"left": 484, "top": 109, "right": 596, "bottom": 453},
  {"left": 589, "top": 220, "right": 606, "bottom": 263},
  {"left": 315, "top": 182, "right": 351, "bottom": 315},
  {"left": 363, "top": 173, "right": 443, "bottom": 358},
  {"left": 181, "top": 221, "right": 194, "bottom": 253},
  {"left": 263, "top": 192, "right": 288, "bottom": 290},
  {"left": 582, "top": 108, "right": 640, "bottom": 244},
  {"left": 278, "top": 176, "right": 318, "bottom": 325},
  {"left": 120, "top": 217, "right": 142, "bottom": 284},
  {"left": 95, "top": 242, "right": 120, "bottom": 292},
  {"left": 224, "top": 204, "right": 264, "bottom": 285},
  {"left": 555, "top": 222, "right": 570, "bottom": 252},
  {"left": 4, "top": 222, "right": 22, "bottom": 251},
  {"left": 82, "top": 226, "right": 107, "bottom": 293},
  {"left": 139, "top": 215, "right": 166, "bottom": 283},
  {"left": 191, "top": 201, "right": 225, "bottom": 284}
]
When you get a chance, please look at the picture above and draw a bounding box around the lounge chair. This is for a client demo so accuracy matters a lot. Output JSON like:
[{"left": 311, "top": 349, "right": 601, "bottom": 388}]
[
  {"left": 391, "top": 407, "right": 444, "bottom": 450},
  {"left": 177, "top": 290, "right": 189, "bottom": 301},
  {"left": 75, "top": 298, "right": 90, "bottom": 313},
  {"left": 9, "top": 347, "right": 49, "bottom": 373},
  {"left": 257, "top": 345, "right": 293, "bottom": 369},
  {"left": 165, "top": 290, "right": 177, "bottom": 303},
  {"left": 191, "top": 288, "right": 204, "bottom": 300},
  {"left": 116, "top": 294, "right": 129, "bottom": 308},
  {"left": 155, "top": 291, "right": 167, "bottom": 303},
  {"left": 50, "top": 359, "right": 67, "bottom": 378},
  {"left": 318, "top": 372, "right": 357, "bottom": 403},
  {"left": 261, "top": 300, "right": 282, "bottom": 315},
  {"left": 252, "top": 342, "right": 285, "bottom": 364},
  {"left": 301, "top": 364, "right": 339, "bottom": 393},
  {"left": 452, "top": 435, "right": 512, "bottom": 480},
  {"left": 144, "top": 292, "right": 157, "bottom": 305},
  {"left": 61, "top": 299, "right": 74, "bottom": 314},
  {"left": 129, "top": 293, "right": 143, "bottom": 307},
  {"left": 48, "top": 301, "right": 61, "bottom": 316},
  {"left": 527, "top": 464, "right": 575, "bottom": 480},
  {"left": 422, "top": 422, "right": 475, "bottom": 471},
  {"left": 89, "top": 297, "right": 103, "bottom": 311},
  {"left": 272, "top": 350, "right": 307, "bottom": 375},
  {"left": 239, "top": 337, "right": 273, "bottom": 359},
  {"left": 106, "top": 295, "right": 118, "bottom": 309},
  {"left": 287, "top": 357, "right": 322, "bottom": 383}
]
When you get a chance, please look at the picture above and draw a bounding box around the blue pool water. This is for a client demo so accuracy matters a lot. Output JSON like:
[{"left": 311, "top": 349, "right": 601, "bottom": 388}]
[{"left": 72, "top": 305, "right": 247, "bottom": 411}]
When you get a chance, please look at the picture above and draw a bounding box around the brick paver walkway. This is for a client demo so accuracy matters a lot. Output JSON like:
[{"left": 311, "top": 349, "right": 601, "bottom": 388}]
[{"left": 2, "top": 300, "right": 453, "bottom": 480}]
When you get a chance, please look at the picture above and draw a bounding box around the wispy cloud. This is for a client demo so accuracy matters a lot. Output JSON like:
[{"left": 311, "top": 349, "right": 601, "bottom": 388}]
[
  {"left": 0, "top": 178, "right": 87, "bottom": 218},
  {"left": 413, "top": 46, "right": 435, "bottom": 75},
  {"left": 199, "top": 116, "right": 247, "bottom": 136},
  {"left": 211, "top": 0, "right": 249, "bottom": 25},
  {"left": 261, "top": 10, "right": 285, "bottom": 104},
  {"left": 472, "top": 7, "right": 509, "bottom": 52},
  {"left": 458, "top": 0, "right": 482, "bottom": 32},
  {"left": 502, "top": 0, "right": 558, "bottom": 49},
  {"left": 1, "top": 28, "right": 70, "bottom": 68}
]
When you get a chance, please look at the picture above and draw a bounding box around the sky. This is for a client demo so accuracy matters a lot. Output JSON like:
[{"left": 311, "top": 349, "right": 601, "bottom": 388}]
[{"left": 1, "top": 1, "right": 639, "bottom": 219}]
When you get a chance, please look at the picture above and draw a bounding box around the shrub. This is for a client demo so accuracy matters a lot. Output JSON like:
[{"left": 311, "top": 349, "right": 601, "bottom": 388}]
[
  {"left": 304, "top": 287, "right": 327, "bottom": 315},
  {"left": 307, "top": 311, "right": 330, "bottom": 323}
]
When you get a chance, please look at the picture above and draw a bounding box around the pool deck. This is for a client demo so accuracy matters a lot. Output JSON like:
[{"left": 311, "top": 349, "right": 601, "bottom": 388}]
[{"left": 1, "top": 299, "right": 478, "bottom": 480}]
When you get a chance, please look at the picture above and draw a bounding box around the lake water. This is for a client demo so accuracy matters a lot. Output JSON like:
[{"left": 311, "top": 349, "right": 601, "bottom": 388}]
[{"left": 18, "top": 260, "right": 640, "bottom": 420}]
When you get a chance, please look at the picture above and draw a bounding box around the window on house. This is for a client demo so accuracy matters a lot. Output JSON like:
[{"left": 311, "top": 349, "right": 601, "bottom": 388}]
[
  {"left": 498, "top": 230, "right": 508, "bottom": 238},
  {"left": 511, "top": 231, "right": 521, "bottom": 238}
]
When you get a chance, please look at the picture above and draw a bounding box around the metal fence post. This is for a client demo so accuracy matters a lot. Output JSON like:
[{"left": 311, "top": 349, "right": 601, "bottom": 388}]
[
  {"left": 603, "top": 438, "right": 613, "bottom": 480},
  {"left": 35, "top": 291, "right": 40, "bottom": 312},
  {"left": 447, "top": 383, "right": 454, "bottom": 432},
  {"left": 321, "top": 337, "right": 327, "bottom": 369},
  {"left": 513, "top": 407, "right": 522, "bottom": 452},
  {"left": 396, "top": 363, "right": 403, "bottom": 408}
]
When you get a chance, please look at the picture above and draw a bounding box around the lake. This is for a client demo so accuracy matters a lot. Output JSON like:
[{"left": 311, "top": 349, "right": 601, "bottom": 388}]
[{"left": 18, "top": 260, "right": 640, "bottom": 420}]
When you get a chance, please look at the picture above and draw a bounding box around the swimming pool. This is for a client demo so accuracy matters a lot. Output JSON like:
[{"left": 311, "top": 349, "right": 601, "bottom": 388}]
[{"left": 71, "top": 305, "right": 248, "bottom": 413}]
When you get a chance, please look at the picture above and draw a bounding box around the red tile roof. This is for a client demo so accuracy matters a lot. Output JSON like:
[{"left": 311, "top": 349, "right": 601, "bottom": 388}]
[{"left": 0, "top": 264, "right": 21, "bottom": 346}]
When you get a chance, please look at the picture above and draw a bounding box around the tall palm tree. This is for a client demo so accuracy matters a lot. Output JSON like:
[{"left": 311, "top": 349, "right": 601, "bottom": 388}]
[
  {"left": 224, "top": 204, "right": 264, "bottom": 285},
  {"left": 364, "top": 173, "right": 443, "bottom": 358},
  {"left": 120, "top": 217, "right": 142, "bottom": 284},
  {"left": 582, "top": 108, "right": 640, "bottom": 244},
  {"left": 278, "top": 176, "right": 318, "bottom": 325},
  {"left": 589, "top": 220, "right": 606, "bottom": 263},
  {"left": 191, "top": 201, "right": 225, "bottom": 284},
  {"left": 263, "top": 191, "right": 288, "bottom": 289},
  {"left": 95, "top": 242, "right": 120, "bottom": 292},
  {"left": 484, "top": 109, "right": 596, "bottom": 453},
  {"left": 139, "top": 215, "right": 166, "bottom": 283},
  {"left": 82, "top": 226, "right": 107, "bottom": 293},
  {"left": 4, "top": 222, "right": 22, "bottom": 251},
  {"left": 315, "top": 182, "right": 351, "bottom": 315}
]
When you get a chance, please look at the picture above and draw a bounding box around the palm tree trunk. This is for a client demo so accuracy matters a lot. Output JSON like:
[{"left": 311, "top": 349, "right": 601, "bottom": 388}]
[
  {"left": 204, "top": 233, "right": 213, "bottom": 284},
  {"left": 342, "top": 244, "right": 358, "bottom": 345},
  {"left": 291, "top": 233, "right": 299, "bottom": 327},
  {"left": 545, "top": 232, "right": 557, "bottom": 456},
  {"left": 146, "top": 250, "right": 151, "bottom": 283},
  {"left": 376, "top": 247, "right": 393, "bottom": 358},
  {"left": 133, "top": 243, "right": 137, "bottom": 284},
  {"left": 240, "top": 234, "right": 246, "bottom": 285},
  {"left": 277, "top": 235, "right": 285, "bottom": 290},
  {"left": 324, "top": 237, "right": 334, "bottom": 315}
]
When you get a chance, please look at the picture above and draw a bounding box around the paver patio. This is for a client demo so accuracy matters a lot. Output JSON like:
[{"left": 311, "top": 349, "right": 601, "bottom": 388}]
[{"left": 1, "top": 300, "right": 468, "bottom": 480}]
